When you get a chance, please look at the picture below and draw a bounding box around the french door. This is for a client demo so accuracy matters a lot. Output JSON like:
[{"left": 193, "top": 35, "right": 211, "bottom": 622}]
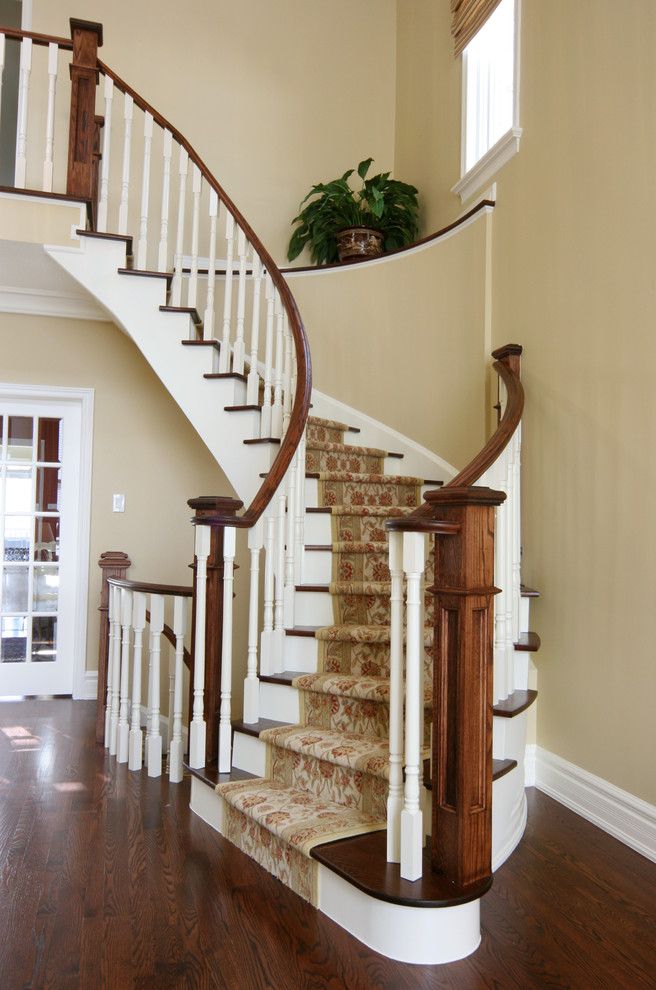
[{"left": 0, "top": 393, "right": 89, "bottom": 695}]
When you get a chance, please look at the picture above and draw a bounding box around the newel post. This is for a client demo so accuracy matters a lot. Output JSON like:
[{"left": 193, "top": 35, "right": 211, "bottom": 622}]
[
  {"left": 67, "top": 19, "right": 103, "bottom": 213},
  {"left": 426, "top": 485, "right": 505, "bottom": 891},
  {"left": 188, "top": 496, "right": 243, "bottom": 768},
  {"left": 96, "top": 550, "right": 131, "bottom": 744}
]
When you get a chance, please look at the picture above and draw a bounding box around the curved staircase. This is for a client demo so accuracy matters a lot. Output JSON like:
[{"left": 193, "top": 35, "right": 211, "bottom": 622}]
[{"left": 0, "top": 17, "right": 540, "bottom": 968}]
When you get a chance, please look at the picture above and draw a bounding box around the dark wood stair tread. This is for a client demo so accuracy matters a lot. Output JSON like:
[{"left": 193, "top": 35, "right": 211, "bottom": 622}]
[
  {"left": 76, "top": 228, "right": 133, "bottom": 254},
  {"left": 245, "top": 436, "right": 280, "bottom": 445},
  {"left": 285, "top": 626, "right": 321, "bottom": 638},
  {"left": 185, "top": 763, "right": 256, "bottom": 787},
  {"left": 295, "top": 584, "right": 329, "bottom": 593},
  {"left": 232, "top": 718, "right": 289, "bottom": 738},
  {"left": 306, "top": 507, "right": 331, "bottom": 514},
  {"left": 160, "top": 304, "right": 202, "bottom": 325},
  {"left": 184, "top": 340, "right": 221, "bottom": 352},
  {"left": 514, "top": 632, "right": 541, "bottom": 652},
  {"left": 305, "top": 544, "right": 332, "bottom": 552},
  {"left": 225, "top": 404, "right": 262, "bottom": 412},
  {"left": 493, "top": 689, "right": 538, "bottom": 718},
  {"left": 205, "top": 372, "right": 247, "bottom": 382},
  {"left": 520, "top": 584, "right": 540, "bottom": 598},
  {"left": 118, "top": 267, "right": 172, "bottom": 286},
  {"left": 259, "top": 670, "right": 307, "bottom": 685},
  {"left": 424, "top": 757, "right": 517, "bottom": 789},
  {"left": 311, "top": 830, "right": 491, "bottom": 908}
]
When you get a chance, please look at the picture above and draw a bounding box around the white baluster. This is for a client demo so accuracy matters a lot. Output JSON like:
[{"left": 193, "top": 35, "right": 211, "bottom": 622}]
[
  {"left": 387, "top": 531, "right": 404, "bottom": 863},
  {"left": 273, "top": 489, "right": 286, "bottom": 672},
  {"left": 42, "top": 43, "right": 58, "bottom": 192},
  {"left": 246, "top": 253, "right": 263, "bottom": 408},
  {"left": 136, "top": 111, "right": 154, "bottom": 269},
  {"left": 168, "top": 596, "right": 187, "bottom": 783},
  {"left": 203, "top": 189, "right": 218, "bottom": 339},
  {"left": 188, "top": 164, "right": 202, "bottom": 308},
  {"left": 97, "top": 74, "right": 114, "bottom": 233},
  {"left": 260, "top": 508, "right": 276, "bottom": 675},
  {"left": 157, "top": 129, "right": 173, "bottom": 271},
  {"left": 189, "top": 524, "right": 210, "bottom": 767},
  {"left": 218, "top": 211, "right": 235, "bottom": 373},
  {"left": 283, "top": 456, "right": 297, "bottom": 629},
  {"left": 0, "top": 37, "right": 5, "bottom": 137},
  {"left": 294, "top": 428, "right": 306, "bottom": 584},
  {"left": 14, "top": 38, "right": 32, "bottom": 188},
  {"left": 260, "top": 273, "right": 275, "bottom": 437},
  {"left": 232, "top": 228, "right": 248, "bottom": 374},
  {"left": 400, "top": 531, "right": 427, "bottom": 881},
  {"left": 128, "top": 591, "right": 146, "bottom": 770},
  {"left": 104, "top": 582, "right": 117, "bottom": 747},
  {"left": 117, "top": 92, "right": 133, "bottom": 235},
  {"left": 512, "top": 425, "right": 522, "bottom": 645},
  {"left": 282, "top": 316, "right": 293, "bottom": 435},
  {"left": 271, "top": 290, "right": 284, "bottom": 439},
  {"left": 243, "top": 520, "right": 263, "bottom": 723},
  {"left": 146, "top": 594, "right": 164, "bottom": 777},
  {"left": 218, "top": 527, "right": 236, "bottom": 772},
  {"left": 170, "top": 145, "right": 189, "bottom": 306},
  {"left": 109, "top": 584, "right": 121, "bottom": 756},
  {"left": 117, "top": 588, "right": 133, "bottom": 764}
]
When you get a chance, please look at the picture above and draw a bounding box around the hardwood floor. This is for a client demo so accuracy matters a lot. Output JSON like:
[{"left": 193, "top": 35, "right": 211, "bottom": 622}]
[{"left": 0, "top": 700, "right": 654, "bottom": 989}]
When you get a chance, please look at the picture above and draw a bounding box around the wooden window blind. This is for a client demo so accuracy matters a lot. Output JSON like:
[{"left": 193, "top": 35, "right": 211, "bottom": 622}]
[{"left": 451, "top": 0, "right": 503, "bottom": 57}]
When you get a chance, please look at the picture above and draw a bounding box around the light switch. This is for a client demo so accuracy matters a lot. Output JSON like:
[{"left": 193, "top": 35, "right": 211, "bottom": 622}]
[{"left": 112, "top": 493, "right": 125, "bottom": 512}]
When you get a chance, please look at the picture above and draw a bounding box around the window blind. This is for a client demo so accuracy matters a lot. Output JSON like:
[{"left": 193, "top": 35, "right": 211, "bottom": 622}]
[{"left": 451, "top": 0, "right": 504, "bottom": 57}]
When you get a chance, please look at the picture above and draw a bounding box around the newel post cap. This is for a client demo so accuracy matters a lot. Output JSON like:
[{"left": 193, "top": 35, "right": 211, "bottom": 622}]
[
  {"left": 188, "top": 495, "right": 243, "bottom": 525},
  {"left": 69, "top": 18, "right": 104, "bottom": 46},
  {"left": 424, "top": 485, "right": 506, "bottom": 509}
]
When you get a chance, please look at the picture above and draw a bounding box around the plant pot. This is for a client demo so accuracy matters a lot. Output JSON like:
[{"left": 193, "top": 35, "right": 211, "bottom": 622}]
[{"left": 336, "top": 226, "right": 384, "bottom": 262}]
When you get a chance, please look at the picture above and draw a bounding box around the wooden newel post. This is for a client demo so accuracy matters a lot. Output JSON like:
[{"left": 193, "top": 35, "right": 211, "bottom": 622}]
[
  {"left": 67, "top": 19, "right": 103, "bottom": 210},
  {"left": 188, "top": 496, "right": 243, "bottom": 768},
  {"left": 426, "top": 485, "right": 506, "bottom": 891},
  {"left": 96, "top": 551, "right": 131, "bottom": 744}
]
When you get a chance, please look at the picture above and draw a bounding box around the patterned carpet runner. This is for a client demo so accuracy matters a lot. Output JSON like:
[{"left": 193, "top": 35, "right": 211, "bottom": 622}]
[{"left": 216, "top": 416, "right": 437, "bottom": 904}]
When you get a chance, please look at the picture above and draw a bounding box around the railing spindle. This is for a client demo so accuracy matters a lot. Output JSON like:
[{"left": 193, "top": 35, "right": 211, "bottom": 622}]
[
  {"left": 157, "top": 129, "right": 173, "bottom": 271},
  {"left": 386, "top": 530, "right": 404, "bottom": 863},
  {"left": 0, "top": 37, "right": 5, "bottom": 137},
  {"left": 246, "top": 252, "right": 263, "bottom": 409},
  {"left": 260, "top": 273, "right": 275, "bottom": 437},
  {"left": 294, "top": 428, "right": 306, "bottom": 584},
  {"left": 283, "top": 455, "right": 296, "bottom": 628},
  {"left": 109, "top": 584, "right": 122, "bottom": 756},
  {"left": 188, "top": 164, "right": 202, "bottom": 308},
  {"left": 104, "top": 582, "right": 117, "bottom": 747},
  {"left": 168, "top": 596, "right": 187, "bottom": 783},
  {"left": 42, "top": 42, "right": 59, "bottom": 192},
  {"left": 203, "top": 189, "right": 218, "bottom": 339},
  {"left": 170, "top": 145, "right": 188, "bottom": 306},
  {"left": 189, "top": 523, "right": 210, "bottom": 767},
  {"left": 128, "top": 591, "right": 146, "bottom": 770},
  {"left": 271, "top": 289, "right": 284, "bottom": 439},
  {"left": 136, "top": 111, "right": 154, "bottom": 269},
  {"left": 218, "top": 211, "right": 235, "bottom": 373},
  {"left": 400, "top": 531, "right": 427, "bottom": 881},
  {"left": 97, "top": 74, "right": 114, "bottom": 232},
  {"left": 14, "top": 37, "right": 32, "bottom": 188},
  {"left": 260, "top": 508, "right": 276, "bottom": 675},
  {"left": 146, "top": 593, "right": 164, "bottom": 777},
  {"left": 243, "top": 520, "right": 263, "bottom": 723},
  {"left": 117, "top": 91, "right": 133, "bottom": 234},
  {"left": 232, "top": 227, "right": 247, "bottom": 374},
  {"left": 218, "top": 527, "right": 236, "bottom": 772},
  {"left": 273, "top": 488, "right": 286, "bottom": 672},
  {"left": 117, "top": 588, "right": 133, "bottom": 763}
]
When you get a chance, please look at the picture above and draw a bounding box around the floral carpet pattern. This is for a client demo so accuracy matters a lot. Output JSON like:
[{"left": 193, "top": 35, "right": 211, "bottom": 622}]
[{"left": 217, "top": 416, "right": 438, "bottom": 903}]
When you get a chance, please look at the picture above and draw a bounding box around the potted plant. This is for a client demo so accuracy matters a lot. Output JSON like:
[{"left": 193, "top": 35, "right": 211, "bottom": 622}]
[{"left": 287, "top": 158, "right": 419, "bottom": 265}]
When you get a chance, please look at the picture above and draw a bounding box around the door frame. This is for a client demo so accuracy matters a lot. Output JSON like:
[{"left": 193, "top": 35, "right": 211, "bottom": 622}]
[{"left": 0, "top": 382, "right": 94, "bottom": 698}]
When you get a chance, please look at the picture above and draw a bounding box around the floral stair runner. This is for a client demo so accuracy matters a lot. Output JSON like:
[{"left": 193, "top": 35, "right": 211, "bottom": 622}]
[{"left": 216, "top": 416, "right": 438, "bottom": 904}]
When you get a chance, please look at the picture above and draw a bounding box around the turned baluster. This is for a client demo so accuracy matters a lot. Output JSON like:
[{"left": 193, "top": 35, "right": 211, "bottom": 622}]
[
  {"left": 203, "top": 189, "right": 218, "bottom": 339},
  {"left": 116, "top": 587, "right": 133, "bottom": 763},
  {"left": 260, "top": 273, "right": 275, "bottom": 437},
  {"left": 260, "top": 508, "right": 276, "bottom": 676},
  {"left": 271, "top": 290, "right": 284, "bottom": 439},
  {"left": 157, "top": 129, "right": 173, "bottom": 271},
  {"left": 218, "top": 212, "right": 235, "bottom": 373},
  {"left": 14, "top": 37, "right": 32, "bottom": 187},
  {"left": 168, "top": 596, "right": 187, "bottom": 783},
  {"left": 170, "top": 145, "right": 188, "bottom": 307},
  {"left": 97, "top": 551, "right": 130, "bottom": 745},
  {"left": 108, "top": 584, "right": 122, "bottom": 756},
  {"left": 128, "top": 591, "right": 146, "bottom": 770},
  {"left": 283, "top": 455, "right": 297, "bottom": 629},
  {"left": 42, "top": 43, "right": 59, "bottom": 192},
  {"left": 188, "top": 164, "right": 202, "bottom": 309},
  {"left": 136, "top": 111, "right": 154, "bottom": 269},
  {"left": 246, "top": 253, "right": 263, "bottom": 408},
  {"left": 386, "top": 530, "right": 404, "bottom": 863},
  {"left": 97, "top": 73, "right": 113, "bottom": 232},
  {"left": 243, "top": 520, "right": 263, "bottom": 723},
  {"left": 146, "top": 593, "right": 164, "bottom": 777},
  {"left": 117, "top": 91, "right": 133, "bottom": 235},
  {"left": 232, "top": 228, "right": 248, "bottom": 375},
  {"left": 218, "top": 527, "right": 236, "bottom": 772}
]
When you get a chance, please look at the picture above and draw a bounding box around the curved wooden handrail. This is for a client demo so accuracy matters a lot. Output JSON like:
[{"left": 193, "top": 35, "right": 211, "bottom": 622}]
[
  {"left": 0, "top": 26, "right": 73, "bottom": 49},
  {"left": 145, "top": 610, "right": 191, "bottom": 669},
  {"left": 97, "top": 60, "right": 312, "bottom": 529},
  {"left": 107, "top": 577, "right": 193, "bottom": 597},
  {"left": 447, "top": 346, "right": 524, "bottom": 489}
]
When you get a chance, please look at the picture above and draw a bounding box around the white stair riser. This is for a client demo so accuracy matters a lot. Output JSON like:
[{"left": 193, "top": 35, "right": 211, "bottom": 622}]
[
  {"left": 520, "top": 596, "right": 530, "bottom": 632},
  {"left": 492, "top": 709, "right": 529, "bottom": 762},
  {"left": 232, "top": 731, "right": 267, "bottom": 776},
  {"left": 282, "top": 633, "right": 318, "bottom": 672},
  {"left": 304, "top": 512, "right": 331, "bottom": 544},
  {"left": 259, "top": 681, "right": 299, "bottom": 722},
  {"left": 294, "top": 589, "right": 334, "bottom": 626},
  {"left": 302, "top": 549, "right": 332, "bottom": 584}
]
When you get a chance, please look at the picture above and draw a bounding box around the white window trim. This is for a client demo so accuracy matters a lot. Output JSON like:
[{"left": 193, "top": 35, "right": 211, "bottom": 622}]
[
  {"left": 452, "top": 0, "right": 522, "bottom": 205},
  {"left": 0, "top": 383, "right": 94, "bottom": 700}
]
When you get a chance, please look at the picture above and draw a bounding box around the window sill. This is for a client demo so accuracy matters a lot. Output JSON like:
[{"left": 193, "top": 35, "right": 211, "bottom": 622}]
[{"left": 452, "top": 126, "right": 522, "bottom": 204}]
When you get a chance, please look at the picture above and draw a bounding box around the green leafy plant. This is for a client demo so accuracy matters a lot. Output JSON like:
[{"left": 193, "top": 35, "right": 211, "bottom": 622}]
[{"left": 287, "top": 158, "right": 419, "bottom": 264}]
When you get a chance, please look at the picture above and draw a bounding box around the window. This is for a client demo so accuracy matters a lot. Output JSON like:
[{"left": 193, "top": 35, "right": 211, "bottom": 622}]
[{"left": 452, "top": 0, "right": 521, "bottom": 203}]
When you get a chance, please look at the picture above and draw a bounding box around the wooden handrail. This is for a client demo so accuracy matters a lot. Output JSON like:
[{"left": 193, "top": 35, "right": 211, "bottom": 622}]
[
  {"left": 107, "top": 577, "right": 193, "bottom": 597},
  {"left": 97, "top": 59, "right": 312, "bottom": 530},
  {"left": 145, "top": 610, "right": 191, "bottom": 669},
  {"left": 0, "top": 25, "right": 73, "bottom": 49}
]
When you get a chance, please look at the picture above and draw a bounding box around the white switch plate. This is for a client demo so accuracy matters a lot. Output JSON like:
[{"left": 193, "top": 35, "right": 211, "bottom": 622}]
[{"left": 112, "top": 494, "right": 125, "bottom": 512}]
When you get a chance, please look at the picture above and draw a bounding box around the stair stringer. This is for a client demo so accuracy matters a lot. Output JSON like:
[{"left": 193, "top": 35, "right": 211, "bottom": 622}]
[{"left": 45, "top": 236, "right": 273, "bottom": 504}]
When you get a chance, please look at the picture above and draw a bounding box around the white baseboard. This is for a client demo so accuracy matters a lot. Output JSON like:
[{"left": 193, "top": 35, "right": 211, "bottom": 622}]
[
  {"left": 75, "top": 670, "right": 98, "bottom": 701},
  {"left": 534, "top": 747, "right": 656, "bottom": 863}
]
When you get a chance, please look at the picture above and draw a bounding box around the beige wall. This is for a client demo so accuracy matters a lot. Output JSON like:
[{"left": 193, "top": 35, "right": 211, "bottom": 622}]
[
  {"left": 33, "top": 0, "right": 398, "bottom": 265},
  {"left": 394, "top": 0, "right": 656, "bottom": 804},
  {"left": 0, "top": 312, "right": 232, "bottom": 678},
  {"left": 286, "top": 211, "right": 490, "bottom": 470}
]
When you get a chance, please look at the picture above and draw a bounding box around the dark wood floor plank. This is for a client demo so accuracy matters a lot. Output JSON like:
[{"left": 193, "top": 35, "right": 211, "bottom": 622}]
[{"left": 0, "top": 700, "right": 654, "bottom": 990}]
